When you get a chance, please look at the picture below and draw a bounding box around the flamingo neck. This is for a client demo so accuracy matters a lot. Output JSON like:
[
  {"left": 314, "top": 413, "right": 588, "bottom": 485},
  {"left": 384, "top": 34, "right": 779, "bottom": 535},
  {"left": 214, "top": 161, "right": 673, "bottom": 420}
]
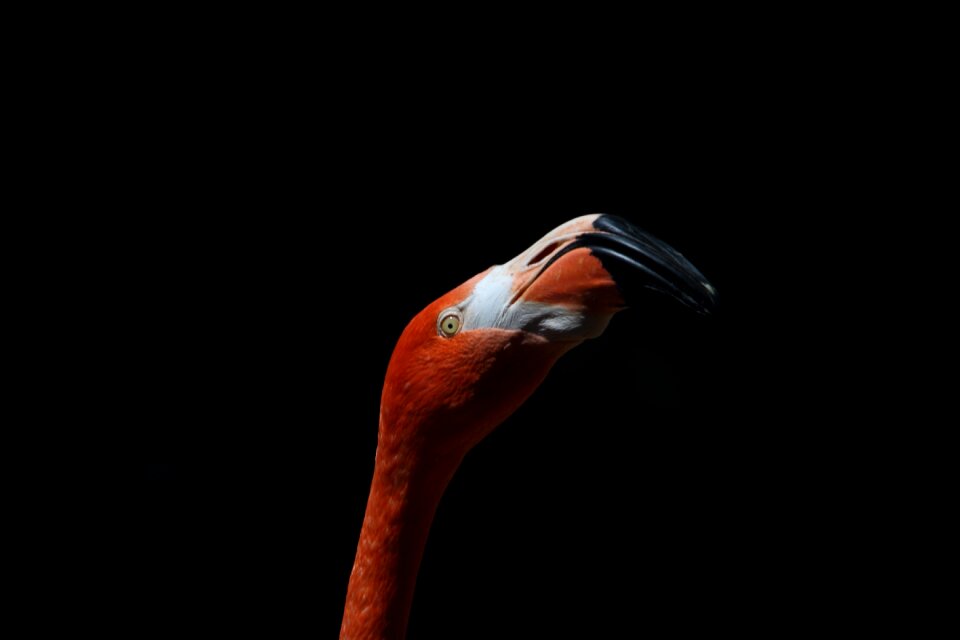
[{"left": 340, "top": 434, "right": 461, "bottom": 640}]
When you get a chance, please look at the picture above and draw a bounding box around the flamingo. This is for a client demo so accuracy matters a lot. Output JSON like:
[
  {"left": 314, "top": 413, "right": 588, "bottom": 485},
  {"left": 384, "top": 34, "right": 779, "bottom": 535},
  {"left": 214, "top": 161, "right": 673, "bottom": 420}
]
[{"left": 340, "top": 214, "right": 716, "bottom": 639}]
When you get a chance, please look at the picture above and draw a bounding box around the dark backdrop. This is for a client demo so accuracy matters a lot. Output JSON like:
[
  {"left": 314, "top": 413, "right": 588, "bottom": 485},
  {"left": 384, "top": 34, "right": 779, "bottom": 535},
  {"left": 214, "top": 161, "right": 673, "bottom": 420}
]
[{"left": 122, "top": 108, "right": 833, "bottom": 637}]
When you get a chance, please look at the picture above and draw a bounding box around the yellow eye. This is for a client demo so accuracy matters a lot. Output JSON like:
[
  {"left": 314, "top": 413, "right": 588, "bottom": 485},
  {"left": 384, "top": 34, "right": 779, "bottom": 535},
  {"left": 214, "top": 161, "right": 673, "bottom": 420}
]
[{"left": 438, "top": 312, "right": 461, "bottom": 337}]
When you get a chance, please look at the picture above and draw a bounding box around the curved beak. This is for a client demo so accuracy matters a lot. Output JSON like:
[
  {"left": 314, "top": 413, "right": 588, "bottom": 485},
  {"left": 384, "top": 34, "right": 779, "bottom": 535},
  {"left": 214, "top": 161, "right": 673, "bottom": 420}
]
[
  {"left": 560, "top": 214, "right": 716, "bottom": 313},
  {"left": 491, "top": 214, "right": 717, "bottom": 341},
  {"left": 459, "top": 214, "right": 716, "bottom": 342}
]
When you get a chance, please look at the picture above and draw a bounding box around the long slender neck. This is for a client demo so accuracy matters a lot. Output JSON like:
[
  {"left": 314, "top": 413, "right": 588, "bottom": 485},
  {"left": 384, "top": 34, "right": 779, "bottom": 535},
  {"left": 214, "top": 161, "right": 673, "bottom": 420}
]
[{"left": 340, "top": 433, "right": 460, "bottom": 640}]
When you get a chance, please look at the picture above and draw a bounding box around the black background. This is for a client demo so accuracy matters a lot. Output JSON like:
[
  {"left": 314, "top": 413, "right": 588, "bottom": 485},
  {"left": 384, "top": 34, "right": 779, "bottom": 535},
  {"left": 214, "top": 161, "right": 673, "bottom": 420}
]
[
  {"left": 22, "top": 5, "right": 919, "bottom": 633},
  {"left": 109, "top": 55, "right": 854, "bottom": 636}
]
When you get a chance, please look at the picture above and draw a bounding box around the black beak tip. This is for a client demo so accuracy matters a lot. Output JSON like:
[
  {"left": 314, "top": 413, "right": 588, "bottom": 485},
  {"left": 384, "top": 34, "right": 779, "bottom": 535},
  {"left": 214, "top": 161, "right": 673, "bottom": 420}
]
[{"left": 591, "top": 214, "right": 718, "bottom": 315}]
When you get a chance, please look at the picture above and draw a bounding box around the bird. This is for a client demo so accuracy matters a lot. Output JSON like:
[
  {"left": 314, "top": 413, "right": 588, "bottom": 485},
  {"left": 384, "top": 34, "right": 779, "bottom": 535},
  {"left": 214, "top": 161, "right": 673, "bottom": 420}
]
[{"left": 340, "top": 214, "right": 716, "bottom": 639}]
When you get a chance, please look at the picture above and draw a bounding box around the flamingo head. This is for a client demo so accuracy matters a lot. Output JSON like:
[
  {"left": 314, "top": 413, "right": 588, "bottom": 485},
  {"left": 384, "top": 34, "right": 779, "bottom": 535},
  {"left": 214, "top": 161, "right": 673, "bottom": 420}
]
[{"left": 378, "top": 214, "right": 717, "bottom": 464}]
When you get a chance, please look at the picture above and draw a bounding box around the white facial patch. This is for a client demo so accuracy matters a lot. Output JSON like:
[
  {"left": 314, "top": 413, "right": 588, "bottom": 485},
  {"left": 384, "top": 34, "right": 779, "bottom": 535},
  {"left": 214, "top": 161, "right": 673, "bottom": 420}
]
[
  {"left": 453, "top": 265, "right": 611, "bottom": 341},
  {"left": 440, "top": 214, "right": 613, "bottom": 342},
  {"left": 462, "top": 266, "right": 515, "bottom": 330}
]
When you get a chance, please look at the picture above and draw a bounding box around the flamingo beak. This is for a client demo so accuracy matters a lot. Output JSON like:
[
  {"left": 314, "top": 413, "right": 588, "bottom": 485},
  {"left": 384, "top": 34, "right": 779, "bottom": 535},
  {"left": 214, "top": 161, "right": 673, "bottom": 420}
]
[
  {"left": 456, "top": 214, "right": 716, "bottom": 343},
  {"left": 545, "top": 214, "right": 717, "bottom": 313},
  {"left": 494, "top": 214, "right": 717, "bottom": 342}
]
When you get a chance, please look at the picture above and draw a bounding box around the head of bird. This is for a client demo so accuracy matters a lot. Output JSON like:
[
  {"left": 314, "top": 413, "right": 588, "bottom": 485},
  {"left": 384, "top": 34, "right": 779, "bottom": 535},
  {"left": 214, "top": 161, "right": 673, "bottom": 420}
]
[{"left": 377, "top": 214, "right": 717, "bottom": 471}]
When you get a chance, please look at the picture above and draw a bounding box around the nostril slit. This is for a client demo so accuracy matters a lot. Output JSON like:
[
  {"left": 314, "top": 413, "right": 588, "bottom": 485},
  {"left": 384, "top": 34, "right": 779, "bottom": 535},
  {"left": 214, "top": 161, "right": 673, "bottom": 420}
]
[{"left": 527, "top": 241, "right": 560, "bottom": 267}]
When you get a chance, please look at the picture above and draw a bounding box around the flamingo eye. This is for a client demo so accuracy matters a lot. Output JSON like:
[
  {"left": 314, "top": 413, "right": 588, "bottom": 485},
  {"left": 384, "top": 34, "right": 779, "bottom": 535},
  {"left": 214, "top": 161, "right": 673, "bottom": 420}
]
[{"left": 438, "top": 311, "right": 462, "bottom": 337}]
